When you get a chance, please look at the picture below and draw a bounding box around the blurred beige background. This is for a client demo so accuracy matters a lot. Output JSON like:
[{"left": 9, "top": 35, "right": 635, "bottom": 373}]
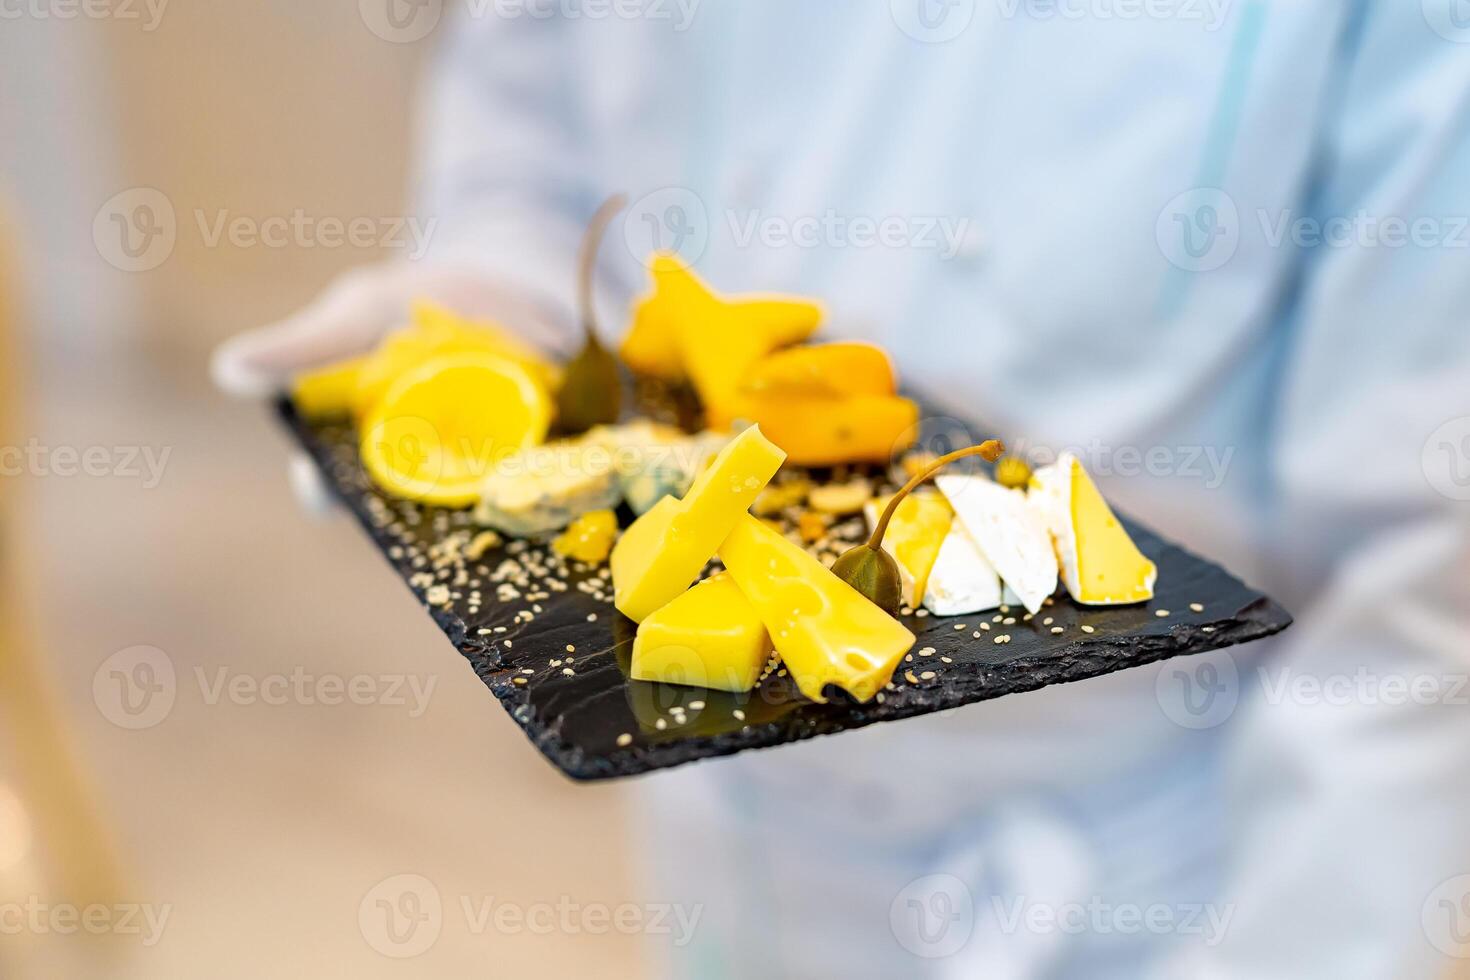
[{"left": 0, "top": 3, "right": 643, "bottom": 977}]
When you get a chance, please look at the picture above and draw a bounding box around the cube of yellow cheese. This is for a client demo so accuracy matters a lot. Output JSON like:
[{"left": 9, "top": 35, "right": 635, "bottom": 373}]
[
  {"left": 719, "top": 513, "right": 916, "bottom": 703},
  {"left": 610, "top": 425, "right": 786, "bottom": 623},
  {"left": 631, "top": 574, "right": 772, "bottom": 693}
]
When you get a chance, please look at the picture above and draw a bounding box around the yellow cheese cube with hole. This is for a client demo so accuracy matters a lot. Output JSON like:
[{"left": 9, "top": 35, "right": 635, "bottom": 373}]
[
  {"left": 610, "top": 425, "right": 786, "bottom": 623},
  {"left": 720, "top": 513, "right": 916, "bottom": 703},
  {"left": 631, "top": 574, "right": 772, "bottom": 693}
]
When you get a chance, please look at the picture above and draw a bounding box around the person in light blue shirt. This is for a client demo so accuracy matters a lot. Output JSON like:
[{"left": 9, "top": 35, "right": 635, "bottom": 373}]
[{"left": 215, "top": 2, "right": 1470, "bottom": 975}]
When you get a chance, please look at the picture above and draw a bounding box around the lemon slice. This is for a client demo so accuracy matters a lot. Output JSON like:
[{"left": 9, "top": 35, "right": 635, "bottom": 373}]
[{"left": 360, "top": 352, "right": 552, "bottom": 506}]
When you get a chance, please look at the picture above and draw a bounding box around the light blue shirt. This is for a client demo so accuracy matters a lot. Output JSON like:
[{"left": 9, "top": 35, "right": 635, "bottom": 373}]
[{"left": 415, "top": 3, "right": 1470, "bottom": 976}]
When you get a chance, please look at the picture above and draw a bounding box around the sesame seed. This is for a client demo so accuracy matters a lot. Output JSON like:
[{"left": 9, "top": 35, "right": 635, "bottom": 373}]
[
  {"left": 980, "top": 622, "right": 991, "bottom": 631},
  {"left": 905, "top": 670, "right": 919, "bottom": 684},
  {"left": 953, "top": 624, "right": 966, "bottom": 631},
  {"left": 690, "top": 700, "right": 705, "bottom": 710},
  {"left": 617, "top": 733, "right": 632, "bottom": 747},
  {"left": 940, "top": 656, "right": 953, "bottom": 664},
  {"left": 655, "top": 718, "right": 667, "bottom": 730},
  {"left": 1003, "top": 617, "right": 1016, "bottom": 625},
  {"left": 588, "top": 613, "right": 599, "bottom": 622},
  {"left": 732, "top": 709, "right": 746, "bottom": 721},
  {"left": 521, "top": 668, "right": 533, "bottom": 675},
  {"left": 993, "top": 635, "right": 1007, "bottom": 644},
  {"left": 1043, "top": 617, "right": 1054, "bottom": 626},
  {"left": 565, "top": 644, "right": 576, "bottom": 652},
  {"left": 919, "top": 646, "right": 936, "bottom": 656},
  {"left": 562, "top": 668, "right": 574, "bottom": 676},
  {"left": 1189, "top": 603, "right": 1204, "bottom": 613},
  {"left": 920, "top": 671, "right": 937, "bottom": 681},
  {"left": 1051, "top": 626, "right": 1064, "bottom": 634},
  {"left": 973, "top": 631, "right": 982, "bottom": 638},
  {"left": 512, "top": 677, "right": 527, "bottom": 686},
  {"left": 1081, "top": 625, "right": 1095, "bottom": 634},
  {"left": 1155, "top": 609, "right": 1170, "bottom": 618}
]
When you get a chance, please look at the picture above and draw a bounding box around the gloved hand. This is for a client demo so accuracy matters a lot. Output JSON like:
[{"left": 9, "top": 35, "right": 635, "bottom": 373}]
[{"left": 210, "top": 261, "right": 572, "bottom": 513}]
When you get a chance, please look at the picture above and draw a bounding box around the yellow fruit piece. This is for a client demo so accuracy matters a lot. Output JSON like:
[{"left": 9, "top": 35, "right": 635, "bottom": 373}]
[
  {"left": 610, "top": 425, "right": 786, "bottom": 623},
  {"left": 351, "top": 301, "right": 560, "bottom": 418},
  {"left": 737, "top": 393, "right": 920, "bottom": 466},
  {"left": 552, "top": 510, "right": 619, "bottom": 564},
  {"left": 720, "top": 513, "right": 915, "bottom": 703},
  {"left": 292, "top": 356, "right": 366, "bottom": 420},
  {"left": 360, "top": 351, "right": 552, "bottom": 507},
  {"left": 631, "top": 573, "right": 772, "bottom": 693},
  {"left": 863, "top": 492, "right": 953, "bottom": 607},
  {"left": 1036, "top": 452, "right": 1157, "bottom": 605},
  {"left": 622, "top": 254, "right": 823, "bottom": 424},
  {"left": 739, "top": 342, "right": 896, "bottom": 399}
]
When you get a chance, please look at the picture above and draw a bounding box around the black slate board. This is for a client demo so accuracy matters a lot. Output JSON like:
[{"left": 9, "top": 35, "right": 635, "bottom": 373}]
[{"left": 278, "top": 400, "right": 1292, "bottom": 780}]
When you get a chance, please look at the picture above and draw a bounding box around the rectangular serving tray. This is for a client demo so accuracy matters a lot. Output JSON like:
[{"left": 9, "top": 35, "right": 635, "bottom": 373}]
[{"left": 278, "top": 400, "right": 1292, "bottom": 780}]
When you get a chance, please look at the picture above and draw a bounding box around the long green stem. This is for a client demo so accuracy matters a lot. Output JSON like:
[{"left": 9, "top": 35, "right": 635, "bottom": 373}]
[{"left": 867, "top": 440, "right": 1004, "bottom": 550}]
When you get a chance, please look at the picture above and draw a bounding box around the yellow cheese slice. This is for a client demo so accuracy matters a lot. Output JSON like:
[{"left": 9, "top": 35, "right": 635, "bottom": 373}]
[
  {"left": 719, "top": 513, "right": 915, "bottom": 703},
  {"left": 610, "top": 425, "right": 786, "bottom": 622},
  {"left": 631, "top": 573, "right": 772, "bottom": 693},
  {"left": 861, "top": 492, "right": 953, "bottom": 607},
  {"left": 1034, "top": 451, "right": 1156, "bottom": 605}
]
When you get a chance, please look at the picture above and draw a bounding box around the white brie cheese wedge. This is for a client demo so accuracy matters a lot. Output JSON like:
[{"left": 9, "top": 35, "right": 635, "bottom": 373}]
[
  {"left": 936, "top": 473, "right": 1058, "bottom": 615},
  {"left": 922, "top": 525, "right": 1003, "bottom": 616}
]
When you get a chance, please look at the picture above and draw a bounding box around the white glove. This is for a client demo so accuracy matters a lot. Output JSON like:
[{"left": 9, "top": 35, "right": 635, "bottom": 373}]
[{"left": 210, "top": 261, "right": 572, "bottom": 513}]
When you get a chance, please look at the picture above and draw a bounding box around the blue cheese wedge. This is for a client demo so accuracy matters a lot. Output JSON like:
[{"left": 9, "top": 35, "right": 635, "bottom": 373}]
[
  {"left": 922, "top": 524, "right": 1003, "bottom": 616},
  {"left": 1031, "top": 451, "right": 1156, "bottom": 605},
  {"left": 936, "top": 473, "right": 1058, "bottom": 615},
  {"left": 474, "top": 439, "right": 622, "bottom": 537}
]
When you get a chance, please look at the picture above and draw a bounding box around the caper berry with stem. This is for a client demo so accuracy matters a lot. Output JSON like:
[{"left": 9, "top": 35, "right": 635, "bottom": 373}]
[{"left": 832, "top": 440, "right": 1005, "bottom": 617}]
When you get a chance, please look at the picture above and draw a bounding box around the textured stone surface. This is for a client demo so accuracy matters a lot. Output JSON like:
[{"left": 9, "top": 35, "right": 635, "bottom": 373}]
[{"left": 280, "top": 401, "right": 1293, "bottom": 781}]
